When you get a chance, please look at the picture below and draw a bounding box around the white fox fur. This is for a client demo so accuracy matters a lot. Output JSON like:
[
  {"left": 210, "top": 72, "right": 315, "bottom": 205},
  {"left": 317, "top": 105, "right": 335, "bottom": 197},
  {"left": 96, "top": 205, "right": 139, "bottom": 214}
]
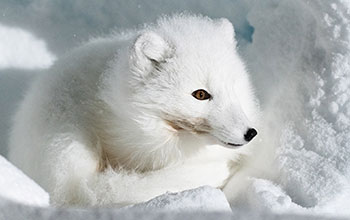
[{"left": 9, "top": 14, "right": 260, "bottom": 207}]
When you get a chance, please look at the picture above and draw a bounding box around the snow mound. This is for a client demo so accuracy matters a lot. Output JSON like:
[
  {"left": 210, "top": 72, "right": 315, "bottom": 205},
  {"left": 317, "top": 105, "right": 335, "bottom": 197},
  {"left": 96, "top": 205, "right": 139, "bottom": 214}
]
[
  {"left": 0, "top": 155, "right": 49, "bottom": 207},
  {"left": 0, "top": 24, "right": 55, "bottom": 70},
  {"left": 126, "top": 186, "right": 231, "bottom": 212},
  {"left": 0, "top": 191, "right": 345, "bottom": 220},
  {"left": 247, "top": 178, "right": 303, "bottom": 214},
  {"left": 241, "top": 0, "right": 350, "bottom": 217}
]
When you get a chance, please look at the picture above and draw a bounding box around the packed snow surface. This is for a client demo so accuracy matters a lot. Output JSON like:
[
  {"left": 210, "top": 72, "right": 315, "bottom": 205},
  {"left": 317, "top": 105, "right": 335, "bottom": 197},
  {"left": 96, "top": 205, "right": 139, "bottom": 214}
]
[
  {"left": 0, "top": 155, "right": 49, "bottom": 207},
  {"left": 126, "top": 186, "right": 232, "bottom": 212},
  {"left": 0, "top": 0, "right": 350, "bottom": 219}
]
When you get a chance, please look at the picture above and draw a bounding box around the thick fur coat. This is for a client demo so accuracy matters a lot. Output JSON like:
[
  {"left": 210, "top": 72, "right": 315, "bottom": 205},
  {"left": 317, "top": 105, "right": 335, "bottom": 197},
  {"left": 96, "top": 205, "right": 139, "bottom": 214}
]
[{"left": 9, "top": 14, "right": 260, "bottom": 207}]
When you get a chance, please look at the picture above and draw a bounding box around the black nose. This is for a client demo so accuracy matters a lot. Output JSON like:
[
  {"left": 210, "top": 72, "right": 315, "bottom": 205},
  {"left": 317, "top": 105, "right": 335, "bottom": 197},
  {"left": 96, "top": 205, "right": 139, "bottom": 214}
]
[{"left": 244, "top": 128, "right": 257, "bottom": 142}]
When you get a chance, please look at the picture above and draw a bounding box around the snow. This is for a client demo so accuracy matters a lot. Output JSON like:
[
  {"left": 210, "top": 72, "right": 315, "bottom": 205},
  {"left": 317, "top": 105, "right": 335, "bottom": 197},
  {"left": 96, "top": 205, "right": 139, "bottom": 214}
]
[
  {"left": 0, "top": 155, "right": 49, "bottom": 207},
  {"left": 0, "top": 24, "right": 55, "bottom": 69},
  {"left": 246, "top": 178, "right": 303, "bottom": 213},
  {"left": 0, "top": 185, "right": 345, "bottom": 220},
  {"left": 125, "top": 186, "right": 232, "bottom": 212},
  {"left": 240, "top": 0, "right": 350, "bottom": 216},
  {"left": 1, "top": 0, "right": 350, "bottom": 219}
]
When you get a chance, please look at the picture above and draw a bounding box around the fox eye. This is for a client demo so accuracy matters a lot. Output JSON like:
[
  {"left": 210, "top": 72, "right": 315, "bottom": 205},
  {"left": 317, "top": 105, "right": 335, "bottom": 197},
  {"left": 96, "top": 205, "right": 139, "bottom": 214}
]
[{"left": 192, "top": 89, "right": 211, "bottom": 100}]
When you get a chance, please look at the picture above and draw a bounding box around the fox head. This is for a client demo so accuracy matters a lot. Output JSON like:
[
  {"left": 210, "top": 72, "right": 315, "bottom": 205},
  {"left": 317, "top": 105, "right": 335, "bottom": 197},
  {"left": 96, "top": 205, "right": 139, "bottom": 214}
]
[
  {"left": 128, "top": 16, "right": 259, "bottom": 148},
  {"left": 100, "top": 15, "right": 260, "bottom": 171}
]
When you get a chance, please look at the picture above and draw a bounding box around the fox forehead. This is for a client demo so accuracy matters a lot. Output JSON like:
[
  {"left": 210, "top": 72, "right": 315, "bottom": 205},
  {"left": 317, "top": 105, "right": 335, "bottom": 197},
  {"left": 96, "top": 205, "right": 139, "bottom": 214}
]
[
  {"left": 161, "top": 49, "right": 239, "bottom": 85},
  {"left": 166, "top": 66, "right": 240, "bottom": 98}
]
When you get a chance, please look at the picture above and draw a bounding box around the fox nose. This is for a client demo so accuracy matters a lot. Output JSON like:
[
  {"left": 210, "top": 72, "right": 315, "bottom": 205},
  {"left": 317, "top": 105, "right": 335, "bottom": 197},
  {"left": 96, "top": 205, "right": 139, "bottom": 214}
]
[{"left": 244, "top": 128, "right": 257, "bottom": 142}]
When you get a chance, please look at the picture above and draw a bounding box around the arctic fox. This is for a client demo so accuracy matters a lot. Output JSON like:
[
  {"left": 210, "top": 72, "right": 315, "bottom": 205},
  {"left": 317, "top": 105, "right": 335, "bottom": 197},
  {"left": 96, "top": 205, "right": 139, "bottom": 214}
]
[{"left": 9, "top": 14, "right": 259, "bottom": 207}]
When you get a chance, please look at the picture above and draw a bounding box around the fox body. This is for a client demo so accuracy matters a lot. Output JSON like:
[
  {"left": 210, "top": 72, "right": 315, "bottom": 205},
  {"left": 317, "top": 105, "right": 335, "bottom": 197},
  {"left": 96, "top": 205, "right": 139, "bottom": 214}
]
[{"left": 9, "top": 14, "right": 259, "bottom": 206}]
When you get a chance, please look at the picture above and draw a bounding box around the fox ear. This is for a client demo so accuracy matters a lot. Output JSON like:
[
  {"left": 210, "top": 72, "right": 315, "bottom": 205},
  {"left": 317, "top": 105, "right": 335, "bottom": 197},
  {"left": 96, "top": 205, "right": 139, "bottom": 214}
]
[
  {"left": 131, "top": 31, "right": 174, "bottom": 76},
  {"left": 217, "top": 18, "right": 236, "bottom": 44}
]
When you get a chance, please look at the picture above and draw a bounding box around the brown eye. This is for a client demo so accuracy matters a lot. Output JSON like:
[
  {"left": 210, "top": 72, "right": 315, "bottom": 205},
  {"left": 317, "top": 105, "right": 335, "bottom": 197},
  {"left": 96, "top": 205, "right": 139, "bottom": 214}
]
[{"left": 192, "top": 89, "right": 211, "bottom": 100}]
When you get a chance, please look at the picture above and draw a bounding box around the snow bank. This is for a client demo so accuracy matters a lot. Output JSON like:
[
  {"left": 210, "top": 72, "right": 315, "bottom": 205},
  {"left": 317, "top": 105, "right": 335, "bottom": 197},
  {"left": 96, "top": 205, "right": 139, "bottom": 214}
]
[
  {"left": 0, "top": 155, "right": 49, "bottom": 207},
  {"left": 0, "top": 24, "right": 55, "bottom": 69},
  {"left": 241, "top": 0, "right": 350, "bottom": 217},
  {"left": 0, "top": 193, "right": 345, "bottom": 220}
]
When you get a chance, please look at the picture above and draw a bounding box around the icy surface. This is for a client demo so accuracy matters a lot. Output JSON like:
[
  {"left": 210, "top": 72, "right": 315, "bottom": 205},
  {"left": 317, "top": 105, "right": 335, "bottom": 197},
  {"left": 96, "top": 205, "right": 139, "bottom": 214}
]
[
  {"left": 0, "top": 155, "right": 49, "bottom": 207},
  {"left": 1, "top": 0, "right": 350, "bottom": 219}
]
